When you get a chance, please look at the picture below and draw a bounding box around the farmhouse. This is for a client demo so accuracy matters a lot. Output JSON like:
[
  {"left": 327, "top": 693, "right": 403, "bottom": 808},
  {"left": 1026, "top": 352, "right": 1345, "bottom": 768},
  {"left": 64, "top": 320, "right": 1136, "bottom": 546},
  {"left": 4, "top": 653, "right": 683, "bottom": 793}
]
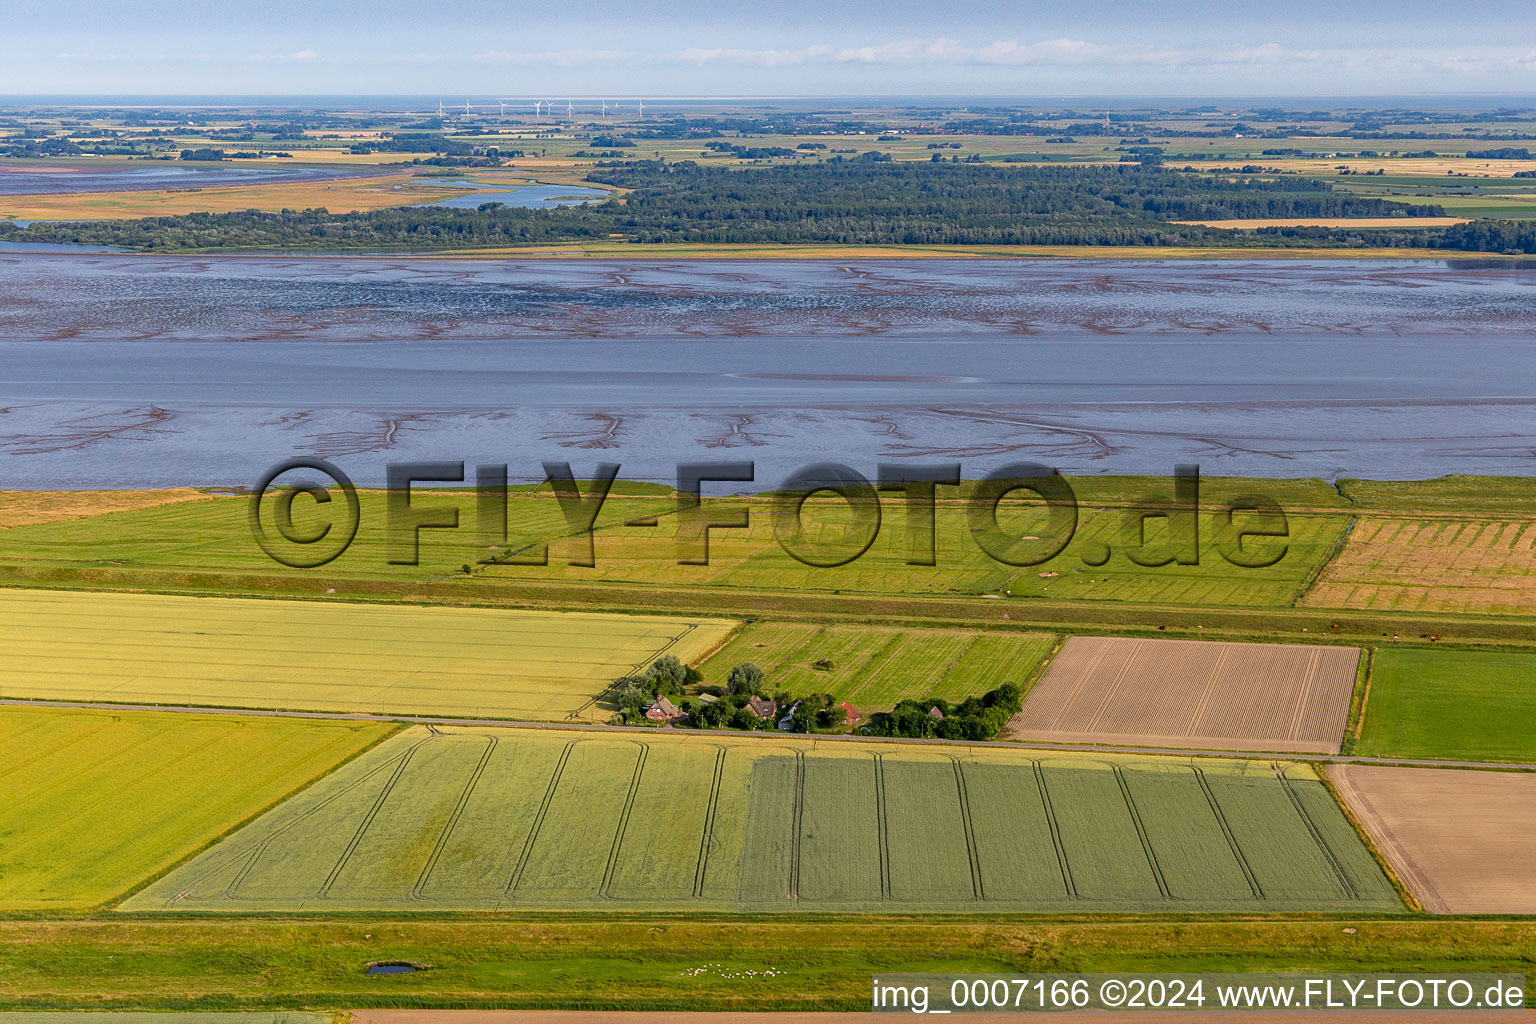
[
  {"left": 746, "top": 696, "right": 778, "bottom": 720},
  {"left": 644, "top": 696, "right": 685, "bottom": 723}
]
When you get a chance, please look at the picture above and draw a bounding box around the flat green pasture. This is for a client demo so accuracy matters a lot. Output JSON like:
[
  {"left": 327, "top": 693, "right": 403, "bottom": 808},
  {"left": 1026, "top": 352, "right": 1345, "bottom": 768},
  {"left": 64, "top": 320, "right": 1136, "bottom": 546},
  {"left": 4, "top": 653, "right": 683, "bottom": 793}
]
[
  {"left": 0, "top": 488, "right": 674, "bottom": 582},
  {"left": 0, "top": 920, "right": 1530, "bottom": 1013},
  {"left": 0, "top": 486, "right": 1345, "bottom": 608},
  {"left": 0, "top": 704, "right": 390, "bottom": 910},
  {"left": 482, "top": 496, "right": 1347, "bottom": 608},
  {"left": 0, "top": 589, "right": 735, "bottom": 721},
  {"left": 1357, "top": 647, "right": 1536, "bottom": 763},
  {"left": 127, "top": 727, "right": 1403, "bottom": 913},
  {"left": 695, "top": 622, "right": 1055, "bottom": 709}
]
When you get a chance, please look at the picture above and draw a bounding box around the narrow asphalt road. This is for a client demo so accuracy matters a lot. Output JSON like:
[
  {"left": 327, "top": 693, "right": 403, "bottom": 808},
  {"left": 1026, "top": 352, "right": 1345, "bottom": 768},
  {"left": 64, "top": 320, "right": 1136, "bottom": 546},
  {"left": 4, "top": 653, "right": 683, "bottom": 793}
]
[{"left": 4, "top": 697, "right": 1531, "bottom": 771}]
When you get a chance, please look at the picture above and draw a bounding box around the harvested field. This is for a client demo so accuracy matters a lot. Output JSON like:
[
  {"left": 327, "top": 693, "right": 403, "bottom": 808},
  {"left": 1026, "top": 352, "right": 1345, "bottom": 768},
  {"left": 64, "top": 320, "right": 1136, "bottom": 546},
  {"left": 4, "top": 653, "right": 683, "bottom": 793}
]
[
  {"left": 694, "top": 623, "right": 1054, "bottom": 710},
  {"left": 1357, "top": 648, "right": 1536, "bottom": 763},
  {"left": 1303, "top": 517, "right": 1536, "bottom": 615},
  {"left": 0, "top": 173, "right": 474, "bottom": 220},
  {"left": 0, "top": 589, "right": 734, "bottom": 722},
  {"left": 1329, "top": 764, "right": 1536, "bottom": 914},
  {"left": 0, "top": 704, "right": 390, "bottom": 910},
  {"left": 126, "top": 727, "right": 1402, "bottom": 913},
  {"left": 0, "top": 488, "right": 211, "bottom": 529},
  {"left": 1006, "top": 636, "right": 1359, "bottom": 754}
]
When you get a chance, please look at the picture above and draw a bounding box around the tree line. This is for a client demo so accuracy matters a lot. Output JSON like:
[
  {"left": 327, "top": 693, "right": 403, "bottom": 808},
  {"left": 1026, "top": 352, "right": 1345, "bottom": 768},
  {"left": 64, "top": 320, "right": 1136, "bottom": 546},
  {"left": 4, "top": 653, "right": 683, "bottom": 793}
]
[{"left": 6, "top": 158, "right": 1532, "bottom": 252}]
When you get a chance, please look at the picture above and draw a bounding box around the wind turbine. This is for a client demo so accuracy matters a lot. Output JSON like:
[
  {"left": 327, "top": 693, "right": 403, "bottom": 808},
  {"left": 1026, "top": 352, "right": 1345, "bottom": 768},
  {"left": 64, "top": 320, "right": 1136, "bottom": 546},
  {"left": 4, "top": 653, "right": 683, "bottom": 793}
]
[
  {"left": 464, "top": 99, "right": 472, "bottom": 115},
  {"left": 533, "top": 100, "right": 541, "bottom": 116},
  {"left": 499, "top": 99, "right": 506, "bottom": 116},
  {"left": 437, "top": 99, "right": 445, "bottom": 117},
  {"left": 601, "top": 100, "right": 608, "bottom": 116},
  {"left": 566, "top": 99, "right": 573, "bottom": 119},
  {"left": 637, "top": 99, "right": 645, "bottom": 117}
]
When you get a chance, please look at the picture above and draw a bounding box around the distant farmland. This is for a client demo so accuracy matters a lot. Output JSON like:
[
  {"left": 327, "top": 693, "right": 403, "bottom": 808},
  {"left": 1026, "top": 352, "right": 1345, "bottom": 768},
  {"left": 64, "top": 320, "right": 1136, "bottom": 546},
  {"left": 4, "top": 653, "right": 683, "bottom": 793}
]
[
  {"left": 128, "top": 727, "right": 1403, "bottom": 913},
  {"left": 0, "top": 589, "right": 735, "bottom": 721},
  {"left": 695, "top": 623, "right": 1055, "bottom": 709},
  {"left": 0, "top": 704, "right": 391, "bottom": 910}
]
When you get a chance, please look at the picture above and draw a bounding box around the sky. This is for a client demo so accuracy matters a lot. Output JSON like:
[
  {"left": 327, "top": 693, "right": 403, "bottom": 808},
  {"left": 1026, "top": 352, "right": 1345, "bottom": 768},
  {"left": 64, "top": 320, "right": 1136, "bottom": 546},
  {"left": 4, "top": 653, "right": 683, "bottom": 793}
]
[{"left": 3, "top": 0, "right": 1535, "bottom": 98}]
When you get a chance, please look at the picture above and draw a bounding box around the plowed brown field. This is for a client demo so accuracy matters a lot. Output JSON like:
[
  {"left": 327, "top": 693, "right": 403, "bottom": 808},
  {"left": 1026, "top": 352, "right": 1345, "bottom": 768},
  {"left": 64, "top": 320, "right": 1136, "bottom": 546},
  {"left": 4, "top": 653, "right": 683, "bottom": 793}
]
[
  {"left": 1304, "top": 517, "right": 1536, "bottom": 615},
  {"left": 1329, "top": 764, "right": 1536, "bottom": 915},
  {"left": 1006, "top": 636, "right": 1359, "bottom": 754}
]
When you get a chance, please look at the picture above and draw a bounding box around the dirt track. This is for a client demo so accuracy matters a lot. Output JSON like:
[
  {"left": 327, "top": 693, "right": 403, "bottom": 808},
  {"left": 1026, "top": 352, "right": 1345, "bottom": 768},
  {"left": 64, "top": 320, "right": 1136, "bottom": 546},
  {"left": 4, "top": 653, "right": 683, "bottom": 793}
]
[
  {"left": 1329, "top": 763, "right": 1536, "bottom": 914},
  {"left": 1006, "top": 636, "right": 1359, "bottom": 754}
]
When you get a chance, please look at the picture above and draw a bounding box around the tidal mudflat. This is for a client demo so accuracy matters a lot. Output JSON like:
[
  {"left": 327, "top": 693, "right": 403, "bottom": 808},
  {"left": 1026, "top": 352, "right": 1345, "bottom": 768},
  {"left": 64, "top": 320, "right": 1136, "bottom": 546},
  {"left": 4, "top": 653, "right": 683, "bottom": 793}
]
[{"left": 0, "top": 256, "right": 1533, "bottom": 486}]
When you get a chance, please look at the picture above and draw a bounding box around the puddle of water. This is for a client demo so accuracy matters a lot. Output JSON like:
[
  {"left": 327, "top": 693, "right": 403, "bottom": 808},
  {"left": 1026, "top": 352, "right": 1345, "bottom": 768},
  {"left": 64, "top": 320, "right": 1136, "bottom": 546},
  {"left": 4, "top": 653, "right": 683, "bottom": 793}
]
[{"left": 366, "top": 962, "right": 421, "bottom": 975}]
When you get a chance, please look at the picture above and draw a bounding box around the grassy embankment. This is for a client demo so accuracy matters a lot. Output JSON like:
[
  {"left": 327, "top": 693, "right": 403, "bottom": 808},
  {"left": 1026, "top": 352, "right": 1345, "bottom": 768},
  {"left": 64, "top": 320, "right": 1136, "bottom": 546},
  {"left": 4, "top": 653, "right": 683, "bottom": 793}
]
[{"left": 0, "top": 919, "right": 1531, "bottom": 1011}]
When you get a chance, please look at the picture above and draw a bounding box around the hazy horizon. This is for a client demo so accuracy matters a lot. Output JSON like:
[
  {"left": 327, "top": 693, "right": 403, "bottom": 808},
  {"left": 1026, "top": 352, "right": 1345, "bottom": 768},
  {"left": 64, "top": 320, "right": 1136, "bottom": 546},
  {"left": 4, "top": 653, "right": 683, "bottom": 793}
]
[{"left": 5, "top": 0, "right": 1534, "bottom": 98}]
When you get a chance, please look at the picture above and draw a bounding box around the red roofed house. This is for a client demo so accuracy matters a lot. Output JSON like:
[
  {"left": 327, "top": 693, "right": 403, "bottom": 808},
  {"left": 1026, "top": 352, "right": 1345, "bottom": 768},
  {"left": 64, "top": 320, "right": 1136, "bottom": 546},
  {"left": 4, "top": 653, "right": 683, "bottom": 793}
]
[{"left": 645, "top": 695, "right": 685, "bottom": 723}]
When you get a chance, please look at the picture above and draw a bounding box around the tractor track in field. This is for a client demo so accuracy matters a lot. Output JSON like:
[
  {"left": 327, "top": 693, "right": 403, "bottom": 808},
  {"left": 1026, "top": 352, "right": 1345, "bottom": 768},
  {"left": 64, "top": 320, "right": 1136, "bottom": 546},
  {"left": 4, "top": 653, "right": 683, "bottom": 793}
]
[{"left": 7, "top": 697, "right": 1531, "bottom": 772}]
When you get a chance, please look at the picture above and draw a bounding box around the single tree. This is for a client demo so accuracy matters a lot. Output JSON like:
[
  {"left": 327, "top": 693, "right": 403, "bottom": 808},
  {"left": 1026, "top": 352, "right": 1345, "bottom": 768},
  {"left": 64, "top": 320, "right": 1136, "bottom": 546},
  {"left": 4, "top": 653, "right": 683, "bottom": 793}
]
[
  {"left": 647, "top": 654, "right": 687, "bottom": 691},
  {"left": 726, "top": 661, "right": 766, "bottom": 696}
]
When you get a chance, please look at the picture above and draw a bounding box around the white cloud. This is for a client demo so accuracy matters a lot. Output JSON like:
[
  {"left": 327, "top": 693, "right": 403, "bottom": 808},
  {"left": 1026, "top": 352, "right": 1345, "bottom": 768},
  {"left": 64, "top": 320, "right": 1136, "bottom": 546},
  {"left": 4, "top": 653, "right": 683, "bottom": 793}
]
[
  {"left": 471, "top": 48, "right": 625, "bottom": 66},
  {"left": 244, "top": 49, "right": 320, "bottom": 63}
]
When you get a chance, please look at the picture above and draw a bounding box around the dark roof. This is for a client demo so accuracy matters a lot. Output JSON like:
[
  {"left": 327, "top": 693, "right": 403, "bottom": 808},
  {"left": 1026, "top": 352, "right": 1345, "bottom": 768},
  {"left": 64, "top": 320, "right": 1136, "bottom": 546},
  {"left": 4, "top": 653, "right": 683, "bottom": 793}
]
[{"left": 747, "top": 696, "right": 778, "bottom": 718}]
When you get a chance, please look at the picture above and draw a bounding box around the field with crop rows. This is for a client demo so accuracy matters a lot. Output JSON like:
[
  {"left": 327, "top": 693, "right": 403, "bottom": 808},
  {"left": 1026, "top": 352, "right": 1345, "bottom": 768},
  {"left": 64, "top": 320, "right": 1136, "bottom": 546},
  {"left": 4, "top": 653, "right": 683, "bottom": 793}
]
[
  {"left": 0, "top": 704, "right": 391, "bottom": 910},
  {"left": 128, "top": 727, "right": 1402, "bottom": 913},
  {"left": 0, "top": 589, "right": 734, "bottom": 721},
  {"left": 1356, "top": 647, "right": 1536, "bottom": 763},
  {"left": 1303, "top": 516, "right": 1536, "bottom": 615},
  {"left": 1008, "top": 636, "right": 1359, "bottom": 754},
  {"left": 695, "top": 623, "right": 1054, "bottom": 709}
]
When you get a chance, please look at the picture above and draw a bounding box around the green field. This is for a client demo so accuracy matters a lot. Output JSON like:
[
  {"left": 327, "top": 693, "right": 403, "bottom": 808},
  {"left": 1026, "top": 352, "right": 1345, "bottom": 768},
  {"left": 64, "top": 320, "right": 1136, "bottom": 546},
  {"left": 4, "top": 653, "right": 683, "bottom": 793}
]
[
  {"left": 0, "top": 488, "right": 674, "bottom": 582},
  {"left": 1357, "top": 647, "right": 1536, "bottom": 762},
  {"left": 0, "top": 589, "right": 735, "bottom": 722},
  {"left": 0, "top": 485, "right": 1347, "bottom": 608},
  {"left": 0, "top": 705, "right": 390, "bottom": 910},
  {"left": 0, "top": 919, "right": 1530, "bottom": 1012},
  {"left": 127, "top": 727, "right": 1403, "bottom": 913},
  {"left": 695, "top": 622, "right": 1055, "bottom": 709},
  {"left": 478, "top": 497, "right": 1348, "bottom": 608}
]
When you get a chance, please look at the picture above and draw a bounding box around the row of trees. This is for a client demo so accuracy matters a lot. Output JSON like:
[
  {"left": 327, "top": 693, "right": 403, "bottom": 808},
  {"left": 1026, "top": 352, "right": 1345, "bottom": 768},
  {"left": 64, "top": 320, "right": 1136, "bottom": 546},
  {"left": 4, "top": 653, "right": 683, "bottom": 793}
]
[
  {"left": 610, "top": 653, "right": 1025, "bottom": 740},
  {"left": 864, "top": 683, "right": 1025, "bottom": 742}
]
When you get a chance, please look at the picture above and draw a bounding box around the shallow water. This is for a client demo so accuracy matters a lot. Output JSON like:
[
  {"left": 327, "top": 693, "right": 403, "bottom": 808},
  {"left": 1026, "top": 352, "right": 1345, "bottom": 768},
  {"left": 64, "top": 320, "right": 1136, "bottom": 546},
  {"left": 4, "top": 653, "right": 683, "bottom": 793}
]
[
  {"left": 0, "top": 255, "right": 1533, "bottom": 487},
  {"left": 412, "top": 177, "right": 609, "bottom": 209}
]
